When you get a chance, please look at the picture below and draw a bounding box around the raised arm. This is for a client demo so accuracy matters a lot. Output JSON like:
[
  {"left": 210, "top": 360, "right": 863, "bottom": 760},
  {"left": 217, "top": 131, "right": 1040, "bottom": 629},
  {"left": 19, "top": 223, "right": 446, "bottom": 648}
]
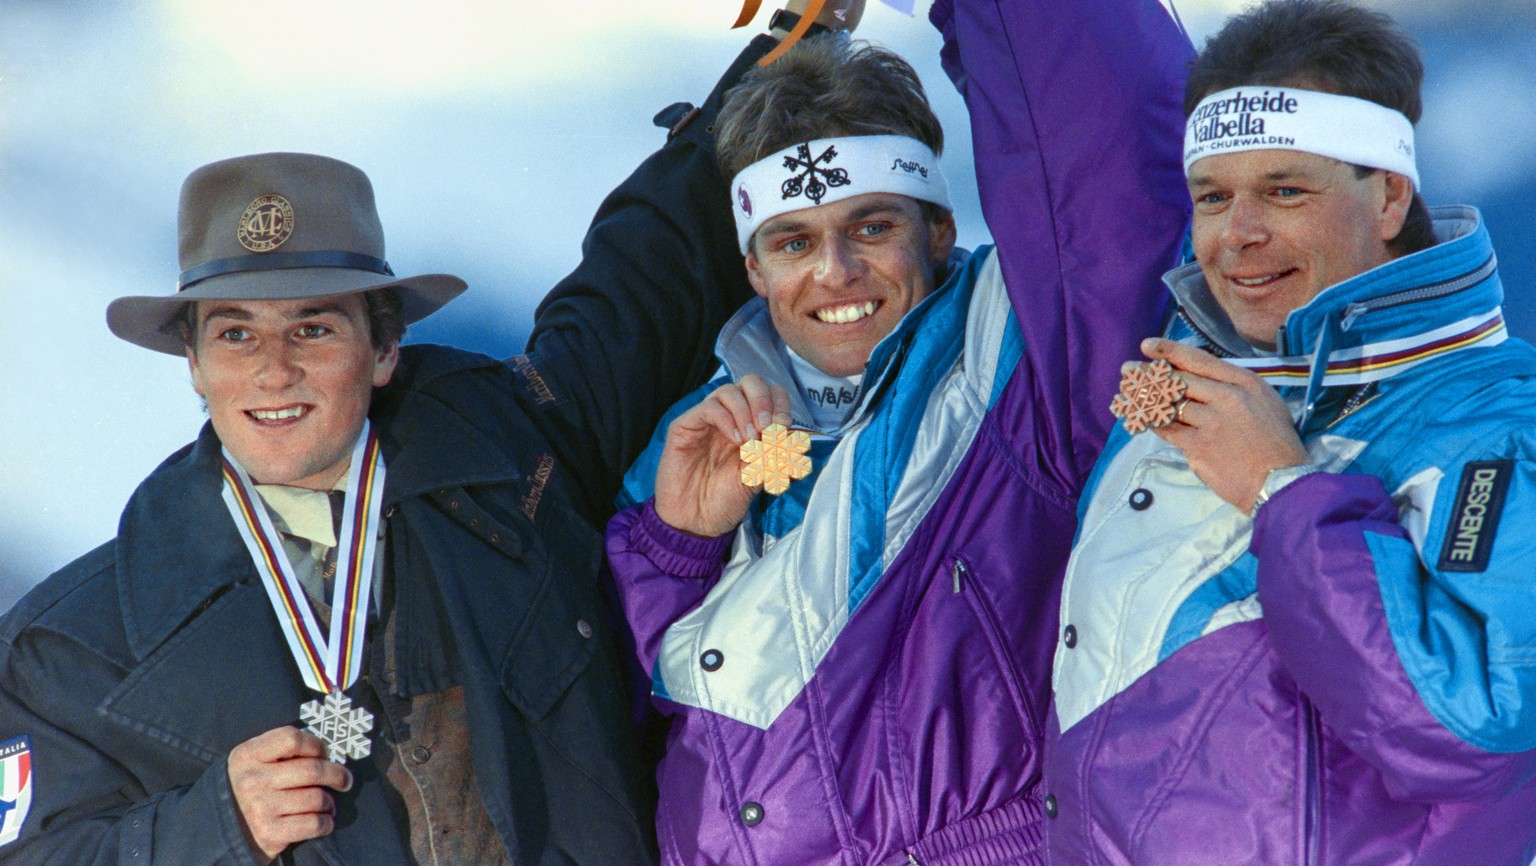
[
  {"left": 931, "top": 0, "right": 1193, "bottom": 489},
  {"left": 520, "top": 38, "right": 769, "bottom": 516}
]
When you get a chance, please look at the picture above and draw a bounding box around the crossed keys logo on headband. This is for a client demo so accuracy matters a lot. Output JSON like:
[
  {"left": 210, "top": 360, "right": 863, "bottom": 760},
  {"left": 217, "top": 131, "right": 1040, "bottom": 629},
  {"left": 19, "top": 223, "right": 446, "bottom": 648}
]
[{"left": 782, "top": 144, "right": 850, "bottom": 204}]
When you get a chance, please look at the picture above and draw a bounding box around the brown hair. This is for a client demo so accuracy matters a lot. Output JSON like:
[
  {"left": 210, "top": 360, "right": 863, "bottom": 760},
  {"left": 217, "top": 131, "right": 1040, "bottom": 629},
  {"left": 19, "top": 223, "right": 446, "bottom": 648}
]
[
  {"left": 1187, "top": 0, "right": 1435, "bottom": 256},
  {"left": 716, "top": 36, "right": 944, "bottom": 182}
]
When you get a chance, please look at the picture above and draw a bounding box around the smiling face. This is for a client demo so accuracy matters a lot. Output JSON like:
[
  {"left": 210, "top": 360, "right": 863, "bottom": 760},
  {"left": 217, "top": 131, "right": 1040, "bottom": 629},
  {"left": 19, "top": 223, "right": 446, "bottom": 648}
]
[
  {"left": 1188, "top": 149, "right": 1412, "bottom": 349},
  {"left": 187, "top": 294, "right": 398, "bottom": 489},
  {"left": 745, "top": 192, "right": 956, "bottom": 377}
]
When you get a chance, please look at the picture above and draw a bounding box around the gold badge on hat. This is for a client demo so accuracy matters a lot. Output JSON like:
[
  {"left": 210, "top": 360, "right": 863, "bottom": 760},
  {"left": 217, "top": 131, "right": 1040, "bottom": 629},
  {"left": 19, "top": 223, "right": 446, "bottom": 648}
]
[
  {"left": 1110, "top": 359, "right": 1187, "bottom": 434},
  {"left": 237, "top": 194, "right": 296, "bottom": 252},
  {"left": 740, "top": 423, "right": 812, "bottom": 496}
]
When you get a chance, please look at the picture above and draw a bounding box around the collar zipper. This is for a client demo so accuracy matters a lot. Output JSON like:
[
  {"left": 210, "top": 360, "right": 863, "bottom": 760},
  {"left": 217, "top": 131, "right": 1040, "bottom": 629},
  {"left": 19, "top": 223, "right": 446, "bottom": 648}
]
[{"left": 1338, "top": 254, "right": 1496, "bottom": 331}]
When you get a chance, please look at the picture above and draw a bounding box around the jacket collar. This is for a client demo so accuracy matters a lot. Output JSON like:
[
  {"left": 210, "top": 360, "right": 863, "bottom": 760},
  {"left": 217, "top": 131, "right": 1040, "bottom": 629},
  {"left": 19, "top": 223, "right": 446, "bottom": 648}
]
[
  {"left": 1168, "top": 206, "right": 1499, "bottom": 358},
  {"left": 369, "top": 344, "right": 529, "bottom": 506},
  {"left": 117, "top": 428, "right": 252, "bottom": 660},
  {"left": 1167, "top": 207, "right": 1503, "bottom": 424},
  {"left": 117, "top": 345, "right": 525, "bottom": 659}
]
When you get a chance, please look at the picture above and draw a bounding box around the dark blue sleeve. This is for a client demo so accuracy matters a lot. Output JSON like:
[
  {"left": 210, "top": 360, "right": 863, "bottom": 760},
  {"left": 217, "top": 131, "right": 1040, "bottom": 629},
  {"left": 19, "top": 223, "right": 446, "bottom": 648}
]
[{"left": 524, "top": 39, "right": 775, "bottom": 518}]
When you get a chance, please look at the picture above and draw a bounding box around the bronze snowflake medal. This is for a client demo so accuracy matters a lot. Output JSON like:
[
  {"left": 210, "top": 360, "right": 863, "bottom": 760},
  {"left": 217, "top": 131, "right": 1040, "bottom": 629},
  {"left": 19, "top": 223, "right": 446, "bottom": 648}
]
[
  {"left": 1110, "top": 359, "right": 1187, "bottom": 434},
  {"left": 740, "top": 423, "right": 812, "bottom": 496}
]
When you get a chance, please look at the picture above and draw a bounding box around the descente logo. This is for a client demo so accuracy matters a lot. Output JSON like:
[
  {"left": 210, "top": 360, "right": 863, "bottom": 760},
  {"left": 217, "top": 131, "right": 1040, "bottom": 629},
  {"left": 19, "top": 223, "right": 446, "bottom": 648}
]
[
  {"left": 1438, "top": 460, "right": 1513, "bottom": 573},
  {"left": 1190, "top": 89, "right": 1299, "bottom": 144}
]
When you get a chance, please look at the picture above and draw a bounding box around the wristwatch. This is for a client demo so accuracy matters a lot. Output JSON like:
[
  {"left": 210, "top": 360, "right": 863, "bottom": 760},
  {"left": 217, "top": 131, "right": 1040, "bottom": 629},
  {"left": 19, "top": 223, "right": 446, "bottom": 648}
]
[
  {"left": 1249, "top": 464, "right": 1318, "bottom": 518},
  {"left": 769, "top": 9, "right": 832, "bottom": 38}
]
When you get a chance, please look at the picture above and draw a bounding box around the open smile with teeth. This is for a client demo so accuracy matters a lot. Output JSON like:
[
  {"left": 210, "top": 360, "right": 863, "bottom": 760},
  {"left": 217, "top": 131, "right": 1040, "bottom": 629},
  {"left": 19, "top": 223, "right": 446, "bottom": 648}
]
[
  {"left": 815, "top": 301, "right": 879, "bottom": 325},
  {"left": 248, "top": 406, "right": 308, "bottom": 422},
  {"left": 1230, "top": 270, "right": 1295, "bottom": 288}
]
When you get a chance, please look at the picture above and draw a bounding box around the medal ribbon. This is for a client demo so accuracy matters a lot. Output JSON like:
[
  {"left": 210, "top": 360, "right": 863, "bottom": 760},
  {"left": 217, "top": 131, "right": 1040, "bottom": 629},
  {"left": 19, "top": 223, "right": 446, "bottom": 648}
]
[
  {"left": 1229, "top": 307, "right": 1507, "bottom": 387},
  {"left": 220, "top": 422, "right": 386, "bottom": 696}
]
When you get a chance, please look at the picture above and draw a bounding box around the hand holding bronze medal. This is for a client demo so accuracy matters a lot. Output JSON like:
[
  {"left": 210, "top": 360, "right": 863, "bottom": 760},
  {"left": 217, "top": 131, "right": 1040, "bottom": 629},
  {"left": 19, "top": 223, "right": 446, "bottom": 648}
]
[
  {"left": 740, "top": 423, "right": 813, "bottom": 495},
  {"left": 220, "top": 422, "right": 386, "bottom": 764},
  {"left": 1110, "top": 359, "right": 1189, "bottom": 434}
]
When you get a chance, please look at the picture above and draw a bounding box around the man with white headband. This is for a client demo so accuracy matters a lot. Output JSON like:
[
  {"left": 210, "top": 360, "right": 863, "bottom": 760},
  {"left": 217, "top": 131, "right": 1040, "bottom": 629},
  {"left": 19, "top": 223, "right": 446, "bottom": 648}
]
[
  {"left": 1044, "top": 1, "right": 1536, "bottom": 863},
  {"left": 604, "top": 0, "right": 1192, "bottom": 862}
]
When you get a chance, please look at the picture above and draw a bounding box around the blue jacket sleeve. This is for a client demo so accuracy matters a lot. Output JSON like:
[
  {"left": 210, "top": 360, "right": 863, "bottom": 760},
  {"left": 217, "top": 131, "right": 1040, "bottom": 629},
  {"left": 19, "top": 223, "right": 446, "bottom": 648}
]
[{"left": 931, "top": 0, "right": 1193, "bottom": 493}]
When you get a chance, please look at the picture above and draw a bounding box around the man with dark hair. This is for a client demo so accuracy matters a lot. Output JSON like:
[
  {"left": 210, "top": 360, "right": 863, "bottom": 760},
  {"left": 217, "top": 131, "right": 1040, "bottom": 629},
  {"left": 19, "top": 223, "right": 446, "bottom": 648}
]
[
  {"left": 1044, "top": 1, "right": 1536, "bottom": 863},
  {"left": 1182, "top": 0, "right": 1438, "bottom": 256},
  {"left": 0, "top": 13, "right": 817, "bottom": 860},
  {"left": 604, "top": 0, "right": 1192, "bottom": 862}
]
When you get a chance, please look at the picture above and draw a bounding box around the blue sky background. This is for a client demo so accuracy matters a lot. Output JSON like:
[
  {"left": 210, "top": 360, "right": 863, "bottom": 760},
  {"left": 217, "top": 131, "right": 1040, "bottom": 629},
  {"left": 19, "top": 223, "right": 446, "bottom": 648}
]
[{"left": 2, "top": 0, "right": 1533, "bottom": 609}]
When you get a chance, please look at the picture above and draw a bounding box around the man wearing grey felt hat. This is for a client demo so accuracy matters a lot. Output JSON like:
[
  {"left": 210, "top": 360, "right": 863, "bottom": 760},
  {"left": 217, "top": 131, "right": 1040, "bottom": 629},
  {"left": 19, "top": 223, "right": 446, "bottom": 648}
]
[
  {"left": 0, "top": 32, "right": 764, "bottom": 859},
  {"left": 108, "top": 152, "right": 466, "bottom": 356}
]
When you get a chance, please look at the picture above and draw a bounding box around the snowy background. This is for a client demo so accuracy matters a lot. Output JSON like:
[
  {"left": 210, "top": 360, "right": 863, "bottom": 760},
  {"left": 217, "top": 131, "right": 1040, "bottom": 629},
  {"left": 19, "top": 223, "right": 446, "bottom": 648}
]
[{"left": 2, "top": 0, "right": 1533, "bottom": 609}]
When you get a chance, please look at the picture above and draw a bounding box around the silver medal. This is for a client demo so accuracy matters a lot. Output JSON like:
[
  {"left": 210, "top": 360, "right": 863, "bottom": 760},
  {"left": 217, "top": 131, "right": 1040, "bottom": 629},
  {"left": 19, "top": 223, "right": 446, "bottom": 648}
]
[{"left": 300, "top": 691, "right": 374, "bottom": 763}]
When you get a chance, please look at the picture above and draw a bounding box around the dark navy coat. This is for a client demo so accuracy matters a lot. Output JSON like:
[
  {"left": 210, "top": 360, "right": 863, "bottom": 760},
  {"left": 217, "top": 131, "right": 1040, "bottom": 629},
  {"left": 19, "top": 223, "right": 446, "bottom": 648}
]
[{"left": 0, "top": 36, "right": 768, "bottom": 866}]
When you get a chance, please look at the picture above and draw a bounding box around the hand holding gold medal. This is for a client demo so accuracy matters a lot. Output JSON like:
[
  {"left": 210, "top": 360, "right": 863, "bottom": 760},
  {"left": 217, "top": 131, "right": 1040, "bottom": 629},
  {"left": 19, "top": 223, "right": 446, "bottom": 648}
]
[
  {"left": 740, "top": 423, "right": 813, "bottom": 495},
  {"left": 654, "top": 376, "right": 799, "bottom": 538}
]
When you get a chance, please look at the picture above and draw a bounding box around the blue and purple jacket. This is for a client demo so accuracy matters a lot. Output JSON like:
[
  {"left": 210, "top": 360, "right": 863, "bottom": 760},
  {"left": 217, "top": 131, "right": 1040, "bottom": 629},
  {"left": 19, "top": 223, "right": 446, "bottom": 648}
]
[
  {"left": 1048, "top": 207, "right": 1536, "bottom": 865},
  {"left": 605, "top": 1, "right": 1192, "bottom": 862}
]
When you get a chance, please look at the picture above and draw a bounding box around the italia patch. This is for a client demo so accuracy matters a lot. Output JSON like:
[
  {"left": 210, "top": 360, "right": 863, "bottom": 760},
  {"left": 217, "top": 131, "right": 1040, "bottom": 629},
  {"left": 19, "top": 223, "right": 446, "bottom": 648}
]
[
  {"left": 0, "top": 735, "right": 33, "bottom": 847},
  {"left": 1437, "top": 460, "right": 1513, "bottom": 573}
]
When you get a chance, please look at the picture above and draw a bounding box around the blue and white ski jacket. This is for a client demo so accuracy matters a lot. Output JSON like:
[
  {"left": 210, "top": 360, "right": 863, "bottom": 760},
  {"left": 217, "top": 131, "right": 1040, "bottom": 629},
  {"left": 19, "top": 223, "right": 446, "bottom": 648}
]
[{"left": 1047, "top": 207, "right": 1536, "bottom": 866}]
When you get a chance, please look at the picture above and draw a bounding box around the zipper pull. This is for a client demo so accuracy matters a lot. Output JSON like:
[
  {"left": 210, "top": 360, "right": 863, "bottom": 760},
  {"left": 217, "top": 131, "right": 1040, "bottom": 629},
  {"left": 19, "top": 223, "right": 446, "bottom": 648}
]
[
  {"left": 1340, "top": 302, "right": 1368, "bottom": 331},
  {"left": 951, "top": 558, "right": 967, "bottom": 594}
]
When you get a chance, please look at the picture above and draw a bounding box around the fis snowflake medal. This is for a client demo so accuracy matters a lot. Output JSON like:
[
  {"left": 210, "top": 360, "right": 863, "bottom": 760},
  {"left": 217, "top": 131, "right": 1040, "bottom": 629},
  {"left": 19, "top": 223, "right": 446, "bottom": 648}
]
[
  {"left": 301, "top": 691, "right": 374, "bottom": 764},
  {"left": 741, "top": 423, "right": 812, "bottom": 496},
  {"left": 1110, "top": 359, "right": 1188, "bottom": 434}
]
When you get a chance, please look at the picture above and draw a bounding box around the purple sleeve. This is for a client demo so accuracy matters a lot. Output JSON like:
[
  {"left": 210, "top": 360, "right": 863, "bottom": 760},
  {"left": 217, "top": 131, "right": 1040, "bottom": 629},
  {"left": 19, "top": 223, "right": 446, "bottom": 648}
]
[
  {"left": 605, "top": 500, "right": 732, "bottom": 674},
  {"left": 931, "top": 0, "right": 1193, "bottom": 490},
  {"left": 1252, "top": 472, "right": 1536, "bottom": 802}
]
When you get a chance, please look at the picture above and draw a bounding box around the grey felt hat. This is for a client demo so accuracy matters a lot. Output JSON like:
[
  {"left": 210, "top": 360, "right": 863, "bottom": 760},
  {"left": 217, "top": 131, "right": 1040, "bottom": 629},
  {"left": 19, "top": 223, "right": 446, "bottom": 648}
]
[{"left": 107, "top": 152, "right": 467, "bottom": 355}]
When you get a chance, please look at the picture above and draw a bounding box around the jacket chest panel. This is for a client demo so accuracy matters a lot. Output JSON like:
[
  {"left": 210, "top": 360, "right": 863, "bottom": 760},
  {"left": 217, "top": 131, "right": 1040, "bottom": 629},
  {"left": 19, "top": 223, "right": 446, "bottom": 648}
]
[
  {"left": 101, "top": 582, "right": 310, "bottom": 773},
  {"left": 1051, "top": 621, "right": 1313, "bottom": 865},
  {"left": 655, "top": 349, "right": 987, "bottom": 731},
  {"left": 398, "top": 489, "right": 607, "bottom": 725},
  {"left": 1056, "top": 436, "right": 1248, "bottom": 734},
  {"left": 1056, "top": 429, "right": 1368, "bottom": 733}
]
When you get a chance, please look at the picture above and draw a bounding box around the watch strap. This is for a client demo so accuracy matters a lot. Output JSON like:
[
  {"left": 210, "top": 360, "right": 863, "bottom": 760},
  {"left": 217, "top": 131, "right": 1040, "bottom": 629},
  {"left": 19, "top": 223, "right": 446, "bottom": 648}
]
[
  {"left": 768, "top": 9, "right": 832, "bottom": 37},
  {"left": 1250, "top": 464, "right": 1318, "bottom": 518}
]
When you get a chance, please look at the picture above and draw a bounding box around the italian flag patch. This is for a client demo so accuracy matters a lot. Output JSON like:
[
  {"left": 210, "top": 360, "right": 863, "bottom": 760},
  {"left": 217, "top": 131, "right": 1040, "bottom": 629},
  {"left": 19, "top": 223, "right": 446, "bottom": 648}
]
[{"left": 0, "top": 735, "right": 32, "bottom": 846}]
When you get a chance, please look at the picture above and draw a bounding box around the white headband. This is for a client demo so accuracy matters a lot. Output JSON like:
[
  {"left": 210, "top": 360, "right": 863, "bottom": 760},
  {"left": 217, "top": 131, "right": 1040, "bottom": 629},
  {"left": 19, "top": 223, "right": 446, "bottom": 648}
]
[
  {"left": 730, "top": 135, "right": 952, "bottom": 254},
  {"left": 1183, "top": 87, "right": 1418, "bottom": 189}
]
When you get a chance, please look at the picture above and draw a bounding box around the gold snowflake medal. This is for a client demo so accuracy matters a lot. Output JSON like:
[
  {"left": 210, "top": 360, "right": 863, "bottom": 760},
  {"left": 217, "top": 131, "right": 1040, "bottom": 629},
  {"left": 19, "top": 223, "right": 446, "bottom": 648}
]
[
  {"left": 740, "top": 423, "right": 813, "bottom": 496},
  {"left": 1110, "top": 359, "right": 1188, "bottom": 434}
]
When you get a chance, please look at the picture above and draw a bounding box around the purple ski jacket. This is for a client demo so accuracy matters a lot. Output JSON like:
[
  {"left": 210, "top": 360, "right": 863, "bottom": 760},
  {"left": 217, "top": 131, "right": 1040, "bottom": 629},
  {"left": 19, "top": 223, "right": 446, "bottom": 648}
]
[
  {"left": 1047, "top": 209, "right": 1536, "bottom": 865},
  {"left": 606, "top": 1, "right": 1192, "bottom": 863}
]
